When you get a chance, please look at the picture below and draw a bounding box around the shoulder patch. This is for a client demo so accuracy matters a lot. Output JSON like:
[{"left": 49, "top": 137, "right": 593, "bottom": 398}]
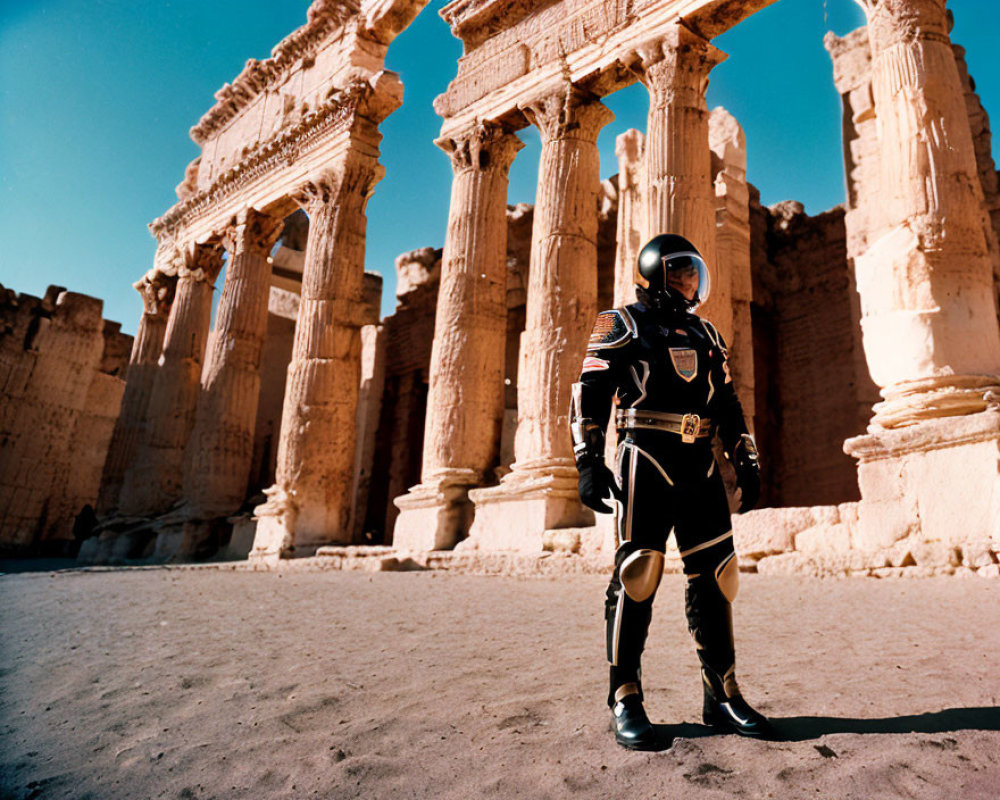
[{"left": 588, "top": 309, "right": 635, "bottom": 350}]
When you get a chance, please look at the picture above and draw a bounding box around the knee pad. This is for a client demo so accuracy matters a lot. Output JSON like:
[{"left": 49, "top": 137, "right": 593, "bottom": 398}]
[{"left": 619, "top": 548, "right": 665, "bottom": 602}]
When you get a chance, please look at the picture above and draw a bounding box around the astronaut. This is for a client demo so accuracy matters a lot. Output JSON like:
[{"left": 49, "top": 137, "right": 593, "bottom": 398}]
[{"left": 570, "top": 233, "right": 770, "bottom": 750}]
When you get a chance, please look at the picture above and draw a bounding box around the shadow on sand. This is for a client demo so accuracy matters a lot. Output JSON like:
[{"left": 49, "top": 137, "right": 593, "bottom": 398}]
[{"left": 650, "top": 706, "right": 1000, "bottom": 746}]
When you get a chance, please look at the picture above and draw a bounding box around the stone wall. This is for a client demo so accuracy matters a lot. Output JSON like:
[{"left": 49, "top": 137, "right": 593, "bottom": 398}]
[
  {"left": 749, "top": 194, "right": 878, "bottom": 508},
  {"left": 0, "top": 284, "right": 131, "bottom": 555}
]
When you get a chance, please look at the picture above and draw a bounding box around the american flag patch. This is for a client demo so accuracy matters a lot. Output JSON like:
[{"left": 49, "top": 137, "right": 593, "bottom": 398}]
[{"left": 582, "top": 356, "right": 610, "bottom": 373}]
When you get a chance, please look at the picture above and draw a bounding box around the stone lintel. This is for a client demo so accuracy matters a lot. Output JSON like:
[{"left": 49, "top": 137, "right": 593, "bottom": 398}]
[
  {"left": 152, "top": 71, "right": 401, "bottom": 245},
  {"left": 435, "top": 0, "right": 771, "bottom": 135}
]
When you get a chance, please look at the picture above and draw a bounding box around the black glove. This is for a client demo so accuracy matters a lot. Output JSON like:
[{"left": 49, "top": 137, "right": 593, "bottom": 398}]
[
  {"left": 731, "top": 435, "right": 760, "bottom": 514},
  {"left": 577, "top": 457, "right": 621, "bottom": 514}
]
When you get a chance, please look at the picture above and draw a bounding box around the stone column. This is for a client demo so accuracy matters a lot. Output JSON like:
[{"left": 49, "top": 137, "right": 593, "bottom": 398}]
[
  {"left": 96, "top": 272, "right": 175, "bottom": 514},
  {"left": 118, "top": 243, "right": 223, "bottom": 516},
  {"left": 613, "top": 129, "right": 645, "bottom": 308},
  {"left": 709, "top": 108, "right": 752, "bottom": 414},
  {"left": 250, "top": 157, "right": 384, "bottom": 560},
  {"left": 181, "top": 208, "right": 282, "bottom": 522},
  {"left": 637, "top": 22, "right": 727, "bottom": 327},
  {"left": 840, "top": 0, "right": 1000, "bottom": 570},
  {"left": 467, "top": 89, "right": 613, "bottom": 551},
  {"left": 392, "top": 122, "right": 523, "bottom": 551},
  {"left": 848, "top": 0, "right": 1000, "bottom": 427}
]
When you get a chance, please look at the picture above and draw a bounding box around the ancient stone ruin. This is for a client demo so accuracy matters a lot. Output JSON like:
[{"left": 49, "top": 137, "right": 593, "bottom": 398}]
[
  {"left": 0, "top": 285, "right": 132, "bottom": 555},
  {"left": 11, "top": 0, "right": 994, "bottom": 578}
]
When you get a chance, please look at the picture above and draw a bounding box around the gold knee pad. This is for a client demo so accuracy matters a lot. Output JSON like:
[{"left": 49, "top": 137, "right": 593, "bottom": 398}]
[
  {"left": 715, "top": 552, "right": 739, "bottom": 602},
  {"left": 620, "top": 549, "right": 665, "bottom": 602}
]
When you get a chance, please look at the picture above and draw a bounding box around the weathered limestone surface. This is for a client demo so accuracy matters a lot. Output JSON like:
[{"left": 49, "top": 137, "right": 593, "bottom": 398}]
[
  {"left": 182, "top": 209, "right": 284, "bottom": 522},
  {"left": 252, "top": 157, "right": 386, "bottom": 560},
  {"left": 119, "top": 245, "right": 223, "bottom": 516},
  {"left": 827, "top": 6, "right": 1000, "bottom": 576},
  {"left": 749, "top": 197, "right": 876, "bottom": 507},
  {"left": 391, "top": 122, "right": 523, "bottom": 551},
  {"left": 639, "top": 23, "right": 729, "bottom": 340},
  {"left": 0, "top": 285, "right": 131, "bottom": 554},
  {"left": 466, "top": 89, "right": 612, "bottom": 552},
  {"left": 97, "top": 274, "right": 174, "bottom": 514},
  {"left": 613, "top": 129, "right": 644, "bottom": 308},
  {"left": 836, "top": 2, "right": 1000, "bottom": 428},
  {"left": 710, "top": 108, "right": 754, "bottom": 422}
]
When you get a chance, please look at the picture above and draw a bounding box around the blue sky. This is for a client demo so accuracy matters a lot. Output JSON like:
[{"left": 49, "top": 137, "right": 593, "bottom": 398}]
[{"left": 1, "top": 0, "right": 997, "bottom": 334}]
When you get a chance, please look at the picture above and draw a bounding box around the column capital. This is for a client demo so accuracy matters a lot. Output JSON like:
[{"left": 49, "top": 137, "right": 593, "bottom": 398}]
[
  {"left": 857, "top": 0, "right": 951, "bottom": 49},
  {"left": 292, "top": 160, "right": 385, "bottom": 217},
  {"left": 221, "top": 208, "right": 284, "bottom": 258},
  {"left": 180, "top": 241, "right": 225, "bottom": 284},
  {"left": 635, "top": 22, "right": 727, "bottom": 106},
  {"left": 434, "top": 121, "right": 524, "bottom": 176},
  {"left": 520, "top": 86, "right": 614, "bottom": 144},
  {"left": 133, "top": 272, "right": 176, "bottom": 316}
]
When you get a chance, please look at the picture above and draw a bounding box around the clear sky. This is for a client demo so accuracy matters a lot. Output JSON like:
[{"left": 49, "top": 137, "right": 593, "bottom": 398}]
[{"left": 1, "top": 0, "right": 997, "bottom": 335}]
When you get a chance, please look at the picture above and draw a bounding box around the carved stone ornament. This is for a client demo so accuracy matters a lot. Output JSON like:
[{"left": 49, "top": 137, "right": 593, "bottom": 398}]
[
  {"left": 190, "top": 0, "right": 362, "bottom": 145},
  {"left": 520, "top": 86, "right": 614, "bottom": 144},
  {"left": 221, "top": 208, "right": 284, "bottom": 257},
  {"left": 152, "top": 75, "right": 401, "bottom": 239},
  {"left": 135, "top": 273, "right": 177, "bottom": 317},
  {"left": 291, "top": 160, "right": 384, "bottom": 216},
  {"left": 635, "top": 23, "right": 727, "bottom": 106},
  {"left": 180, "top": 241, "right": 226, "bottom": 284},
  {"left": 434, "top": 121, "right": 523, "bottom": 175}
]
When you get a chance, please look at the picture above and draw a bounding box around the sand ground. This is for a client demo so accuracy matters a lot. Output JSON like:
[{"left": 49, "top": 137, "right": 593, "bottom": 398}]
[{"left": 1, "top": 567, "right": 999, "bottom": 800}]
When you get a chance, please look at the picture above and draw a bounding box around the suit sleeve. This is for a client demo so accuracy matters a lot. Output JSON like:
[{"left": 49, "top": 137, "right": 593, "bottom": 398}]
[
  {"left": 703, "top": 321, "right": 751, "bottom": 458},
  {"left": 570, "top": 310, "right": 634, "bottom": 461}
]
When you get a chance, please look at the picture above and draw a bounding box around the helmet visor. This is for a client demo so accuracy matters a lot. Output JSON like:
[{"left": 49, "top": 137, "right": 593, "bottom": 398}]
[{"left": 662, "top": 252, "right": 710, "bottom": 309}]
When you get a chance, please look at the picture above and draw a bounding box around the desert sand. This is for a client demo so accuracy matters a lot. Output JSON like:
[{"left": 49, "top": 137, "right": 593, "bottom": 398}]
[{"left": 2, "top": 567, "right": 999, "bottom": 799}]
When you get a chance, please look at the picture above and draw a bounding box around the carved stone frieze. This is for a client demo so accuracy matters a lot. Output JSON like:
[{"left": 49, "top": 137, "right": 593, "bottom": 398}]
[
  {"left": 152, "top": 74, "right": 401, "bottom": 239},
  {"left": 190, "top": 0, "right": 363, "bottom": 146}
]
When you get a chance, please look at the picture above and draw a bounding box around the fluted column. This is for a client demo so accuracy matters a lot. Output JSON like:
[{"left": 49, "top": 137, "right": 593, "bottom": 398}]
[
  {"left": 250, "top": 158, "right": 383, "bottom": 560},
  {"left": 850, "top": 0, "right": 1000, "bottom": 427},
  {"left": 96, "top": 272, "right": 175, "bottom": 514},
  {"left": 637, "top": 22, "right": 727, "bottom": 325},
  {"left": 118, "top": 243, "right": 223, "bottom": 516},
  {"left": 181, "top": 208, "right": 283, "bottom": 521},
  {"left": 466, "top": 89, "right": 613, "bottom": 550},
  {"left": 613, "top": 129, "right": 645, "bottom": 308},
  {"left": 392, "top": 122, "right": 523, "bottom": 551}
]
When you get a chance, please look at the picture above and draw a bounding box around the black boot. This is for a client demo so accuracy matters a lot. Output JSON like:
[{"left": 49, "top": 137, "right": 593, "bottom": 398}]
[
  {"left": 701, "top": 668, "right": 772, "bottom": 737},
  {"left": 685, "top": 569, "right": 772, "bottom": 738},
  {"left": 611, "top": 683, "right": 662, "bottom": 750}
]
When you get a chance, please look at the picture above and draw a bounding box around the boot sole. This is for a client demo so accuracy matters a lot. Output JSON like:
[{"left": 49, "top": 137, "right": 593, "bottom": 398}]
[
  {"left": 615, "top": 733, "right": 666, "bottom": 751},
  {"left": 703, "top": 713, "right": 771, "bottom": 738}
]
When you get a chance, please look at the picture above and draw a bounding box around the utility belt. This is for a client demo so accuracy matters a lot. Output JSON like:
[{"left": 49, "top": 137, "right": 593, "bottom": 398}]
[{"left": 615, "top": 408, "right": 713, "bottom": 444}]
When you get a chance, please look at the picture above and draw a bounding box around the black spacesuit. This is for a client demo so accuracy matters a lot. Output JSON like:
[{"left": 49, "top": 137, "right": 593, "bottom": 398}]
[{"left": 570, "top": 234, "right": 770, "bottom": 750}]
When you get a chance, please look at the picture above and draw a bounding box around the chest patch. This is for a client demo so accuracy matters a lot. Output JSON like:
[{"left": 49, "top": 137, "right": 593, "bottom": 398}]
[{"left": 669, "top": 348, "right": 698, "bottom": 382}]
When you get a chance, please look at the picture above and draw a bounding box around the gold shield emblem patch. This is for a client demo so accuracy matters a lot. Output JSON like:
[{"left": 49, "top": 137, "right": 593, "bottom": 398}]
[{"left": 669, "top": 348, "right": 698, "bottom": 382}]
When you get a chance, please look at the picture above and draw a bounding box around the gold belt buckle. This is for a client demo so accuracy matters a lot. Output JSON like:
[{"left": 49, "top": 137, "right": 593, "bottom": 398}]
[{"left": 680, "top": 413, "right": 700, "bottom": 444}]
